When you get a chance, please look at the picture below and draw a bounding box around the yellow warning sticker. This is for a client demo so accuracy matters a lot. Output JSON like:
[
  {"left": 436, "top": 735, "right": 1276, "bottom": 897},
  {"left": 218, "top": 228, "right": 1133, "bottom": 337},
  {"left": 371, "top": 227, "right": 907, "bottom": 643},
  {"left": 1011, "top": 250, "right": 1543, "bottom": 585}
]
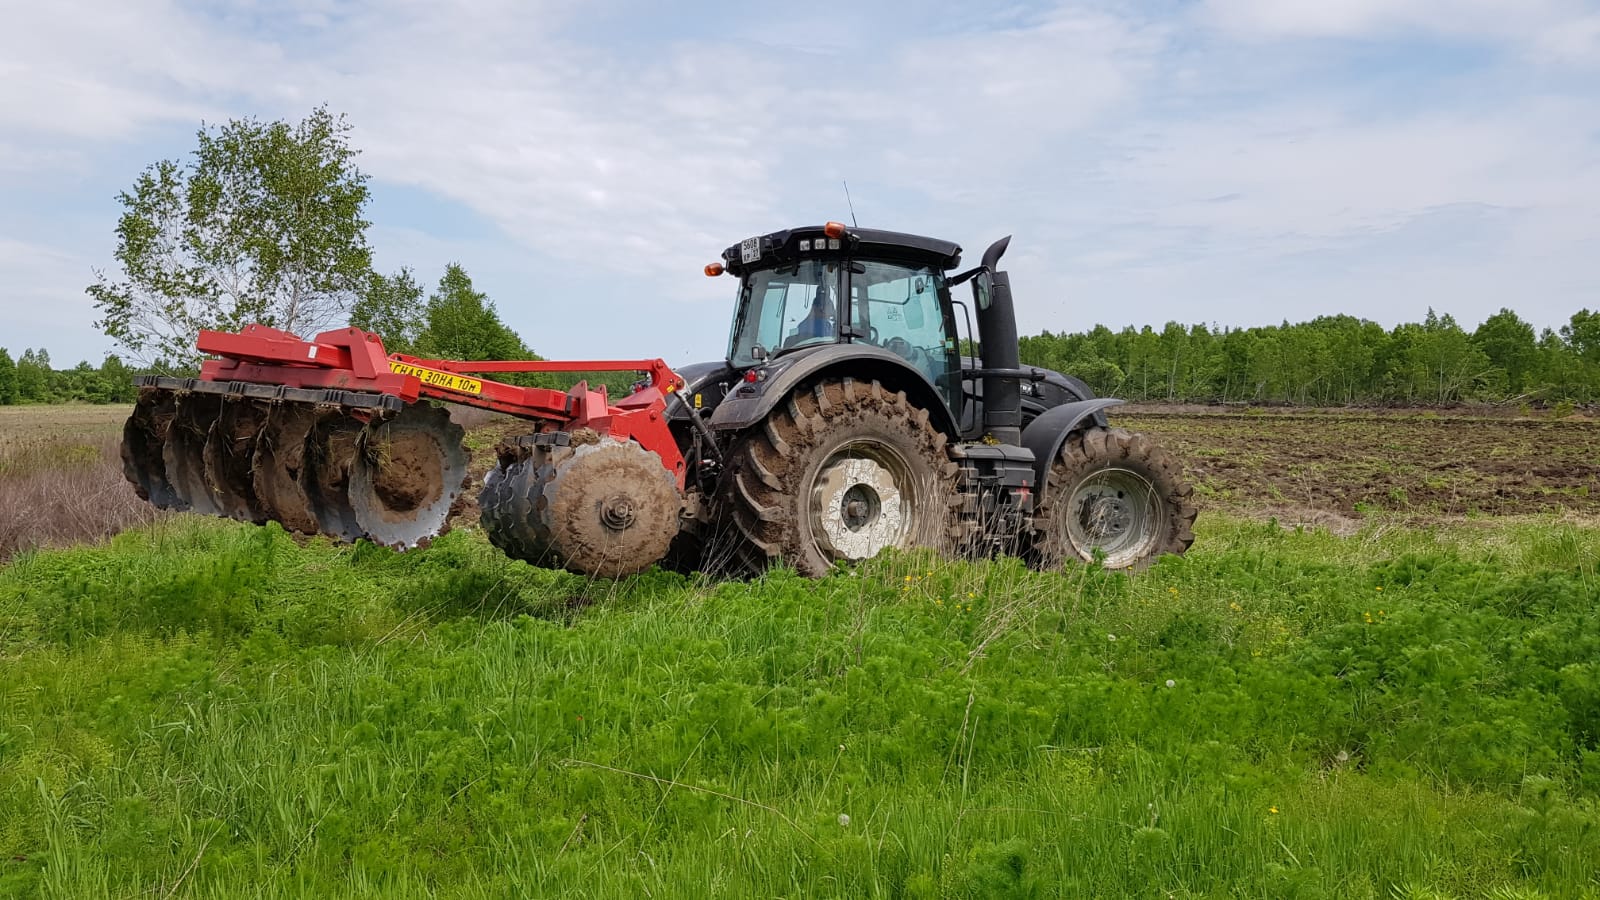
[{"left": 388, "top": 361, "right": 484, "bottom": 395}]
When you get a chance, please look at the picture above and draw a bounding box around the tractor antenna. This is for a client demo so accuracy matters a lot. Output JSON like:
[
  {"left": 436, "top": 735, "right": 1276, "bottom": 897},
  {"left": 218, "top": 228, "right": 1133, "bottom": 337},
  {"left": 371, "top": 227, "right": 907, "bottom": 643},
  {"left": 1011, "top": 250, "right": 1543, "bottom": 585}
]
[{"left": 843, "top": 181, "right": 858, "bottom": 227}]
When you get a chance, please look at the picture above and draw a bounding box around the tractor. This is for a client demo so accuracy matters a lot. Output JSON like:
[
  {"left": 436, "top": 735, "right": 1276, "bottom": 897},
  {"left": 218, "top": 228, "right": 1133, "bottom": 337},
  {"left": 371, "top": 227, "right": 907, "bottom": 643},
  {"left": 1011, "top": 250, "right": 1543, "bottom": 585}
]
[{"left": 120, "top": 222, "right": 1196, "bottom": 578}]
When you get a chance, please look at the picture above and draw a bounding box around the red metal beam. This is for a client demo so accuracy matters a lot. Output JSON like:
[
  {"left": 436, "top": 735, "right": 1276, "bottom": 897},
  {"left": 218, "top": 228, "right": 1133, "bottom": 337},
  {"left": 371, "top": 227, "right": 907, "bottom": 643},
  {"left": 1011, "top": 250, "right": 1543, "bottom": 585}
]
[
  {"left": 404, "top": 356, "right": 685, "bottom": 394},
  {"left": 189, "top": 326, "right": 689, "bottom": 487}
]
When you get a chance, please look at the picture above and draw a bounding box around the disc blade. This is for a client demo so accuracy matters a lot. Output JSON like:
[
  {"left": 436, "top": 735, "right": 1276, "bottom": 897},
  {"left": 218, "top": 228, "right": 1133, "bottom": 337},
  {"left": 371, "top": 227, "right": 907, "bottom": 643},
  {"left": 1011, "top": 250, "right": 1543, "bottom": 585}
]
[
  {"left": 162, "top": 393, "right": 225, "bottom": 517},
  {"left": 301, "top": 411, "right": 365, "bottom": 543},
  {"left": 251, "top": 404, "right": 321, "bottom": 535},
  {"left": 203, "top": 399, "right": 269, "bottom": 523},
  {"left": 349, "top": 403, "right": 470, "bottom": 548},
  {"left": 121, "top": 388, "right": 186, "bottom": 510}
]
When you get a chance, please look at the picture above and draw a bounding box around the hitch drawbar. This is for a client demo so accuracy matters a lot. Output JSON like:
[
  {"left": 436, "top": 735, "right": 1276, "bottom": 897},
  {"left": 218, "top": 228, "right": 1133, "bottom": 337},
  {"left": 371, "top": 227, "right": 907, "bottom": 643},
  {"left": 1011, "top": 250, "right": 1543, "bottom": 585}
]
[{"left": 122, "top": 324, "right": 690, "bottom": 574}]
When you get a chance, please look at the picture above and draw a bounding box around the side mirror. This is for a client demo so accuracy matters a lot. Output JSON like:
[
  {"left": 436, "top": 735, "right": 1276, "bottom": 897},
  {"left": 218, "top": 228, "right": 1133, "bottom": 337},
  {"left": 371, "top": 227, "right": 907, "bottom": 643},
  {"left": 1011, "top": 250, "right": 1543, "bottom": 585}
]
[{"left": 972, "top": 271, "right": 993, "bottom": 311}]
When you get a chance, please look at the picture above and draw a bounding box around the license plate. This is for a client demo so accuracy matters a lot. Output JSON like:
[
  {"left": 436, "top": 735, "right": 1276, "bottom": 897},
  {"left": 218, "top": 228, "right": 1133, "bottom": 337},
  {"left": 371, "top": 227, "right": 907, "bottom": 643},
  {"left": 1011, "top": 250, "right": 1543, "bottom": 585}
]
[
  {"left": 740, "top": 236, "right": 761, "bottom": 264},
  {"left": 388, "top": 361, "right": 483, "bottom": 395}
]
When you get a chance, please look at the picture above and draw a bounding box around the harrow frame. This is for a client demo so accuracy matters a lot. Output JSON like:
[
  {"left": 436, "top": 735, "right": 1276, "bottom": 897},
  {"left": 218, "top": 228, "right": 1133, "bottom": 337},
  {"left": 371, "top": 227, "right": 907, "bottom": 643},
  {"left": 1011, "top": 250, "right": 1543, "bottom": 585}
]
[{"left": 191, "top": 324, "right": 689, "bottom": 486}]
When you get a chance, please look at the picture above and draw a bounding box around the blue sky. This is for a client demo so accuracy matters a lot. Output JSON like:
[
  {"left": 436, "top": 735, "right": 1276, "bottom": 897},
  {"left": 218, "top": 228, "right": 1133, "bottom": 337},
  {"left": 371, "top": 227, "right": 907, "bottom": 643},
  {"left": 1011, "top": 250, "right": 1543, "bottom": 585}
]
[{"left": 2, "top": 0, "right": 1597, "bottom": 367}]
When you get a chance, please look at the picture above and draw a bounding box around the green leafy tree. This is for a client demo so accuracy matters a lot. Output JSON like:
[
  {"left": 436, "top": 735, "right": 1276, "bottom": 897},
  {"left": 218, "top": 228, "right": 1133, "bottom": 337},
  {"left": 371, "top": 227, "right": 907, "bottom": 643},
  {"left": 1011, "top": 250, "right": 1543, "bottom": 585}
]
[
  {"left": 1155, "top": 321, "right": 1189, "bottom": 401},
  {"left": 98, "top": 355, "right": 137, "bottom": 404},
  {"left": 1472, "top": 309, "right": 1538, "bottom": 398},
  {"left": 1125, "top": 325, "right": 1161, "bottom": 400},
  {"left": 350, "top": 267, "right": 426, "bottom": 354},
  {"left": 0, "top": 348, "right": 16, "bottom": 405},
  {"left": 1387, "top": 310, "right": 1490, "bottom": 403},
  {"left": 1560, "top": 309, "right": 1600, "bottom": 364},
  {"left": 1246, "top": 327, "right": 1285, "bottom": 401},
  {"left": 16, "top": 349, "right": 50, "bottom": 402},
  {"left": 87, "top": 106, "right": 373, "bottom": 368},
  {"left": 1532, "top": 327, "right": 1592, "bottom": 403},
  {"left": 1305, "top": 315, "right": 1384, "bottom": 404},
  {"left": 65, "top": 361, "right": 102, "bottom": 402},
  {"left": 414, "top": 264, "right": 531, "bottom": 362}
]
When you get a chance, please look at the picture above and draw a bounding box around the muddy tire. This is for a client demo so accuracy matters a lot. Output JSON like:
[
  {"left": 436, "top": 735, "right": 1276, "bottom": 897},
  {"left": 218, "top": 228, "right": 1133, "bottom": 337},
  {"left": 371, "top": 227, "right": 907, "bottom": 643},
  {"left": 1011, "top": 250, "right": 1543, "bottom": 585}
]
[
  {"left": 1031, "top": 427, "right": 1196, "bottom": 570},
  {"left": 718, "top": 378, "right": 959, "bottom": 578}
]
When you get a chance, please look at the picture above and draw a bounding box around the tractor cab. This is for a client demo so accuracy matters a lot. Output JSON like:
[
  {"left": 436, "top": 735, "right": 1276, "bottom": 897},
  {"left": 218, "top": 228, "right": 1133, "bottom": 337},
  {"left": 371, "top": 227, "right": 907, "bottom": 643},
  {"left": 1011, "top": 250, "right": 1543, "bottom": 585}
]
[{"left": 719, "top": 224, "right": 964, "bottom": 412}]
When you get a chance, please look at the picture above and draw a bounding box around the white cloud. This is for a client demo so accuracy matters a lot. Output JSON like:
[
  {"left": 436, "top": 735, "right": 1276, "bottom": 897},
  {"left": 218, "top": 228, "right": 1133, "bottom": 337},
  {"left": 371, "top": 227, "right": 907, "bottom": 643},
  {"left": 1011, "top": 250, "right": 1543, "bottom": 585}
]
[
  {"left": 0, "top": 0, "right": 1596, "bottom": 365},
  {"left": 0, "top": 237, "right": 107, "bottom": 359},
  {"left": 0, "top": 1, "right": 285, "bottom": 139},
  {"left": 1203, "top": 0, "right": 1600, "bottom": 67}
]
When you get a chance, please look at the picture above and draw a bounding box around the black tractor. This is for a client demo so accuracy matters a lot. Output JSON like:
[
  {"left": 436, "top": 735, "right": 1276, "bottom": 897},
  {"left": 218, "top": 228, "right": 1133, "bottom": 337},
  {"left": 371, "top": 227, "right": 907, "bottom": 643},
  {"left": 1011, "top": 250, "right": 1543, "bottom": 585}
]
[{"left": 669, "top": 222, "right": 1197, "bottom": 576}]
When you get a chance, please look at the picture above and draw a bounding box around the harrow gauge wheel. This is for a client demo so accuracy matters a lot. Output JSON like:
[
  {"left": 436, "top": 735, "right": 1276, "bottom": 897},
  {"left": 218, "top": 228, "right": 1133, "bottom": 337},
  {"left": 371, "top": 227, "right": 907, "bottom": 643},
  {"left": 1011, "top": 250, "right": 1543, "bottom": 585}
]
[{"left": 481, "top": 435, "right": 683, "bottom": 578}]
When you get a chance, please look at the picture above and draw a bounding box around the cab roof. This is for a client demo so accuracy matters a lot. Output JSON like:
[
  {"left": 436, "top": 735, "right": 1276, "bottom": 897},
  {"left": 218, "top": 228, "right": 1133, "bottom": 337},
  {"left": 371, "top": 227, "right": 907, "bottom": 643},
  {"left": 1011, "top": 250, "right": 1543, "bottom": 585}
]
[{"left": 721, "top": 225, "right": 963, "bottom": 275}]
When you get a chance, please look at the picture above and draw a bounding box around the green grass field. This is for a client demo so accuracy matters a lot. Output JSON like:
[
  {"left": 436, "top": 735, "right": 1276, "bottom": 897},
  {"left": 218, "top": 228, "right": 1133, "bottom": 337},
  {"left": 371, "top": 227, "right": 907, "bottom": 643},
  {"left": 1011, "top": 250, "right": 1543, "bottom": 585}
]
[{"left": 3, "top": 510, "right": 1598, "bottom": 897}]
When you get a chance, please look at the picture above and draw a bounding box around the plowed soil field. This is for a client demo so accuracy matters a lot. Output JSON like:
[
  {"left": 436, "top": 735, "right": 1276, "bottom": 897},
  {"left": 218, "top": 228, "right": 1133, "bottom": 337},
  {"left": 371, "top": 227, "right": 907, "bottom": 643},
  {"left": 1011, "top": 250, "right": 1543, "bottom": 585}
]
[{"left": 1115, "top": 407, "right": 1600, "bottom": 525}]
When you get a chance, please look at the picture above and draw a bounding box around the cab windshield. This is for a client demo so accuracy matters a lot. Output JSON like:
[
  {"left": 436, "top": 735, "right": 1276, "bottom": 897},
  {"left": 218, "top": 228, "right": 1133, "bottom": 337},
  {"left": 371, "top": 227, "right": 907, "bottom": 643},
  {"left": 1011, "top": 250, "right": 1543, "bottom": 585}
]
[{"left": 727, "top": 260, "right": 842, "bottom": 366}]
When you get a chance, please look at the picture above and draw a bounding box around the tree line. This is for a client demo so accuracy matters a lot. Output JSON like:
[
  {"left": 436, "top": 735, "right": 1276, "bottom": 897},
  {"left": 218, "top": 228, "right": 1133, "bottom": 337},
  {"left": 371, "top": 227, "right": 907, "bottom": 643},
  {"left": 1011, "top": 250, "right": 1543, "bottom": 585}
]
[
  {"left": 1019, "top": 308, "right": 1600, "bottom": 407},
  {"left": 0, "top": 350, "right": 141, "bottom": 405}
]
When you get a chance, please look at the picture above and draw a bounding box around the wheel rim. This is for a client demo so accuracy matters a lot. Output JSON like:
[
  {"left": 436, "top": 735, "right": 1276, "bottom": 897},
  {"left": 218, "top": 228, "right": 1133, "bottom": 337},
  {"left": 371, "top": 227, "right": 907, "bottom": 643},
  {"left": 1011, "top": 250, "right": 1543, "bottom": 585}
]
[
  {"left": 1063, "top": 467, "right": 1165, "bottom": 568},
  {"left": 809, "top": 440, "right": 916, "bottom": 561}
]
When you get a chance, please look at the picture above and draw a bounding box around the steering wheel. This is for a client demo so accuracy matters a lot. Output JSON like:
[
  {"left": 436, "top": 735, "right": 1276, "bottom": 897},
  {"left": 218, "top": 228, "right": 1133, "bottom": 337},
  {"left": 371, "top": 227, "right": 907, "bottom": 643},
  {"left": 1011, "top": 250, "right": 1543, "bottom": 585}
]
[{"left": 867, "top": 326, "right": 880, "bottom": 344}]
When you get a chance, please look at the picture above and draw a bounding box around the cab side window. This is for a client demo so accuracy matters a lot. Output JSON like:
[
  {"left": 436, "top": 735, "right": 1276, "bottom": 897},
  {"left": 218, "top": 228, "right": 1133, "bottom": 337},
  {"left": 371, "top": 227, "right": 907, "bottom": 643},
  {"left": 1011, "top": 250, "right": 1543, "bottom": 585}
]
[{"left": 852, "top": 261, "right": 956, "bottom": 407}]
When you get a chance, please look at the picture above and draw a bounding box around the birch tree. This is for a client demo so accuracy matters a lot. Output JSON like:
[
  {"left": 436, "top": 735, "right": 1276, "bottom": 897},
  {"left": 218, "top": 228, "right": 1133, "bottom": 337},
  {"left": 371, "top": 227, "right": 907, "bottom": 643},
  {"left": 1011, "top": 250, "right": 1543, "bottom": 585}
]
[{"left": 87, "top": 107, "right": 372, "bottom": 367}]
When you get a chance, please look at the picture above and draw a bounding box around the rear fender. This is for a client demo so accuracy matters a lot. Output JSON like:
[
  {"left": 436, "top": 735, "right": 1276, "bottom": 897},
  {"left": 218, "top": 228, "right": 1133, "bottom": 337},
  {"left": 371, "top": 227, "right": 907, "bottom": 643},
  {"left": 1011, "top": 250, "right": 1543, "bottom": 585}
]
[
  {"left": 708, "top": 344, "right": 959, "bottom": 437},
  {"left": 1019, "top": 398, "right": 1125, "bottom": 486}
]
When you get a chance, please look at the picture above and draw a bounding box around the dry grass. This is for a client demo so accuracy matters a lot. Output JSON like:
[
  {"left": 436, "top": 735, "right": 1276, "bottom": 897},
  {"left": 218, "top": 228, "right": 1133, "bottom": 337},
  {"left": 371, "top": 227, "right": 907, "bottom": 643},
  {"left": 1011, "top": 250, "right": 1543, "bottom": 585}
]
[{"left": 0, "top": 405, "right": 163, "bottom": 560}]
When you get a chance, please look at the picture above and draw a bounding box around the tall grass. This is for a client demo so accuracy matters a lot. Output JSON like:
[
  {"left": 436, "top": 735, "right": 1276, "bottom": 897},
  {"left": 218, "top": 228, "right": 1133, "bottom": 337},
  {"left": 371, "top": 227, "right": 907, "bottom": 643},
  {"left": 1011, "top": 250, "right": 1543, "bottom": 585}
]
[
  {"left": 2, "top": 516, "right": 1597, "bottom": 897},
  {"left": 0, "top": 431, "right": 163, "bottom": 560}
]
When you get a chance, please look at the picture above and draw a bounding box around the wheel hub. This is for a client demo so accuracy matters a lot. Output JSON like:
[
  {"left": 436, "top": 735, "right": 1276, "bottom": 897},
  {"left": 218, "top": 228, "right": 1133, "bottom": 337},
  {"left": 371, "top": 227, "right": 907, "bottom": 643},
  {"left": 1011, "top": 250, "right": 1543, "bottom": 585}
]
[
  {"left": 600, "top": 495, "right": 637, "bottom": 531},
  {"left": 812, "top": 455, "right": 906, "bottom": 560},
  {"left": 1064, "top": 468, "right": 1163, "bottom": 568}
]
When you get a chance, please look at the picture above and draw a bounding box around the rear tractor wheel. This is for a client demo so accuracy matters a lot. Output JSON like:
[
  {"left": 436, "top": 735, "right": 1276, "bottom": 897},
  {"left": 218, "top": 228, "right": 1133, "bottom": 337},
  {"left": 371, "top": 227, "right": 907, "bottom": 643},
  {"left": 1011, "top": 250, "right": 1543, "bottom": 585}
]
[
  {"left": 720, "top": 379, "right": 958, "bottom": 577},
  {"left": 1032, "top": 427, "right": 1196, "bottom": 570}
]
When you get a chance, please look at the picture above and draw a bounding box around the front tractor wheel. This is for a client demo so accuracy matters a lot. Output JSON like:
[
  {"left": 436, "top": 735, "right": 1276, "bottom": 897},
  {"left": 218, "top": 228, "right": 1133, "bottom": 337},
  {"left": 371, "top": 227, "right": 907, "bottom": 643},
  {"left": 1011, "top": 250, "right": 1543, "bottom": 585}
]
[
  {"left": 1032, "top": 427, "right": 1197, "bottom": 570},
  {"left": 720, "top": 379, "right": 958, "bottom": 577}
]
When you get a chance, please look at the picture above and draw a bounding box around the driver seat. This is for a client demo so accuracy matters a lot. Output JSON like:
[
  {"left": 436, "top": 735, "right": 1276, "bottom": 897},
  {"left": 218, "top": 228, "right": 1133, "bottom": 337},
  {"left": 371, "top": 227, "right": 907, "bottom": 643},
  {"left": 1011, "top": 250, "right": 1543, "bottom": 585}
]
[{"left": 783, "top": 288, "right": 836, "bottom": 349}]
